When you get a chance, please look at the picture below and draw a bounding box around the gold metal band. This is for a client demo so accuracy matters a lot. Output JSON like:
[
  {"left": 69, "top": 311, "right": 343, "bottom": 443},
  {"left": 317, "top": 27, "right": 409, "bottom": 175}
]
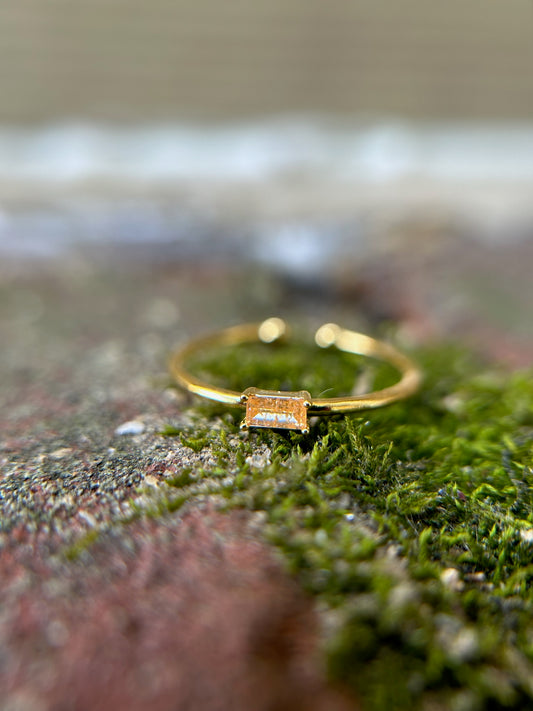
[{"left": 170, "top": 317, "right": 422, "bottom": 433}]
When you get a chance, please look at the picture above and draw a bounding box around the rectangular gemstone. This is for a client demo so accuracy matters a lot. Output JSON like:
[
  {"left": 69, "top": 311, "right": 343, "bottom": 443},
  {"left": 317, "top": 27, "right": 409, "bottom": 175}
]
[{"left": 244, "top": 388, "right": 310, "bottom": 432}]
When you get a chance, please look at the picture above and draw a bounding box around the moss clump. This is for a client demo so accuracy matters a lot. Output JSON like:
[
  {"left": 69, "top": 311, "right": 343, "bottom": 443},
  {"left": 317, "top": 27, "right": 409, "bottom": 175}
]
[
  {"left": 63, "top": 528, "right": 101, "bottom": 561},
  {"left": 160, "top": 338, "right": 533, "bottom": 711}
]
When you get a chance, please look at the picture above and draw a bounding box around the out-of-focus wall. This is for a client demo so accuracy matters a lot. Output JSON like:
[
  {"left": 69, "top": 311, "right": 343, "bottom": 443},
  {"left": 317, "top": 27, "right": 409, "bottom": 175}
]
[{"left": 0, "top": 0, "right": 531, "bottom": 122}]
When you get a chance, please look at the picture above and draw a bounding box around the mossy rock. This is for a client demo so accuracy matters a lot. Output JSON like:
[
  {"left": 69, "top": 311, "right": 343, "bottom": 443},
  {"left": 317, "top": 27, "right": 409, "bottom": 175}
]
[{"left": 153, "top": 337, "right": 533, "bottom": 711}]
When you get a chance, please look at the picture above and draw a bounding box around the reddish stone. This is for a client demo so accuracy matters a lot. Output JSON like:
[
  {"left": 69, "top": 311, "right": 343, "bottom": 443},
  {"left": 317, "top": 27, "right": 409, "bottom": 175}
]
[{"left": 0, "top": 509, "right": 357, "bottom": 711}]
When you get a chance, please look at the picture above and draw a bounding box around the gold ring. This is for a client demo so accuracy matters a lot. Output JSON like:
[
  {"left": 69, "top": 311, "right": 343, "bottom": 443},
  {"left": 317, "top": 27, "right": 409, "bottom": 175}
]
[{"left": 169, "top": 317, "right": 422, "bottom": 435}]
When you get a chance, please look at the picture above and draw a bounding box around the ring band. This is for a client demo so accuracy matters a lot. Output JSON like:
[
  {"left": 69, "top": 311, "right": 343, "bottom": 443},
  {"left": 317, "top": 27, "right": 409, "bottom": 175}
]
[{"left": 169, "top": 317, "right": 422, "bottom": 434}]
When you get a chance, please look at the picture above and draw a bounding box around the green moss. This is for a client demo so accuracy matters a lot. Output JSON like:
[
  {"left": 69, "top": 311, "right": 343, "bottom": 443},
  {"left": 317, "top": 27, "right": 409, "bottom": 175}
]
[
  {"left": 163, "top": 338, "right": 533, "bottom": 709},
  {"left": 63, "top": 528, "right": 100, "bottom": 561},
  {"left": 159, "top": 424, "right": 184, "bottom": 437}
]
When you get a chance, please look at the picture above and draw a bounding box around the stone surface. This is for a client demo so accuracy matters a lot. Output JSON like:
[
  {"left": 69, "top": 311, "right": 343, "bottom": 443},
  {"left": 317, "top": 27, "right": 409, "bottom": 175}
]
[
  {"left": 0, "top": 261, "right": 358, "bottom": 709},
  {"left": 0, "top": 508, "right": 355, "bottom": 711},
  {"left": 0, "top": 237, "right": 531, "bottom": 709},
  {"left": 0, "top": 250, "right": 531, "bottom": 540}
]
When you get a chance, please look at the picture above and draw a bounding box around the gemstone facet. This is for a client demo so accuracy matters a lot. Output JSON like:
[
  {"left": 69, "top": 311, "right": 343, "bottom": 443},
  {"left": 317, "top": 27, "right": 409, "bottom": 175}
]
[{"left": 243, "top": 388, "right": 311, "bottom": 433}]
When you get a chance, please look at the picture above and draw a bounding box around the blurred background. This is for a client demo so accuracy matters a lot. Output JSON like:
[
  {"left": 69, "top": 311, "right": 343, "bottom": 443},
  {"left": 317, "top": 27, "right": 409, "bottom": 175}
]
[{"left": 1, "top": 0, "right": 533, "bottom": 363}]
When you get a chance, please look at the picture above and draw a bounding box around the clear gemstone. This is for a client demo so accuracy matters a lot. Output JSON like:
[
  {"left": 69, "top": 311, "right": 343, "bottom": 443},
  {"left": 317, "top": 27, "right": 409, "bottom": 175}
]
[{"left": 243, "top": 388, "right": 310, "bottom": 432}]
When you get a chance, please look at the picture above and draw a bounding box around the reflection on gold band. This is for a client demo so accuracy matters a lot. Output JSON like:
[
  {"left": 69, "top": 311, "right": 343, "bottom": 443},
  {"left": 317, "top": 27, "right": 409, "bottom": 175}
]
[{"left": 169, "top": 318, "right": 422, "bottom": 430}]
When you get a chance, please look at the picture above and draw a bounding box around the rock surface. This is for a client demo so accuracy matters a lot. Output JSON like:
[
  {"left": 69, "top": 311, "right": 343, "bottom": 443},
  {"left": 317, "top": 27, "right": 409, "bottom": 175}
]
[
  {"left": 0, "top": 244, "right": 531, "bottom": 709},
  {"left": 0, "top": 508, "right": 354, "bottom": 711}
]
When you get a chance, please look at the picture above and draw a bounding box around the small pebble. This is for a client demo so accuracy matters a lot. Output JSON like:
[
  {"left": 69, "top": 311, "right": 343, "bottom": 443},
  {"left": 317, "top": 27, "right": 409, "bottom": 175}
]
[
  {"left": 441, "top": 393, "right": 466, "bottom": 414},
  {"left": 388, "top": 582, "right": 419, "bottom": 610},
  {"left": 114, "top": 420, "right": 145, "bottom": 436},
  {"left": 46, "top": 620, "right": 69, "bottom": 647},
  {"left": 520, "top": 529, "right": 533, "bottom": 543},
  {"left": 49, "top": 447, "right": 72, "bottom": 460},
  {"left": 245, "top": 453, "right": 270, "bottom": 468},
  {"left": 448, "top": 628, "right": 479, "bottom": 664},
  {"left": 314, "top": 529, "right": 328, "bottom": 545},
  {"left": 77, "top": 510, "right": 97, "bottom": 528},
  {"left": 244, "top": 446, "right": 271, "bottom": 469},
  {"left": 441, "top": 567, "right": 464, "bottom": 591}
]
